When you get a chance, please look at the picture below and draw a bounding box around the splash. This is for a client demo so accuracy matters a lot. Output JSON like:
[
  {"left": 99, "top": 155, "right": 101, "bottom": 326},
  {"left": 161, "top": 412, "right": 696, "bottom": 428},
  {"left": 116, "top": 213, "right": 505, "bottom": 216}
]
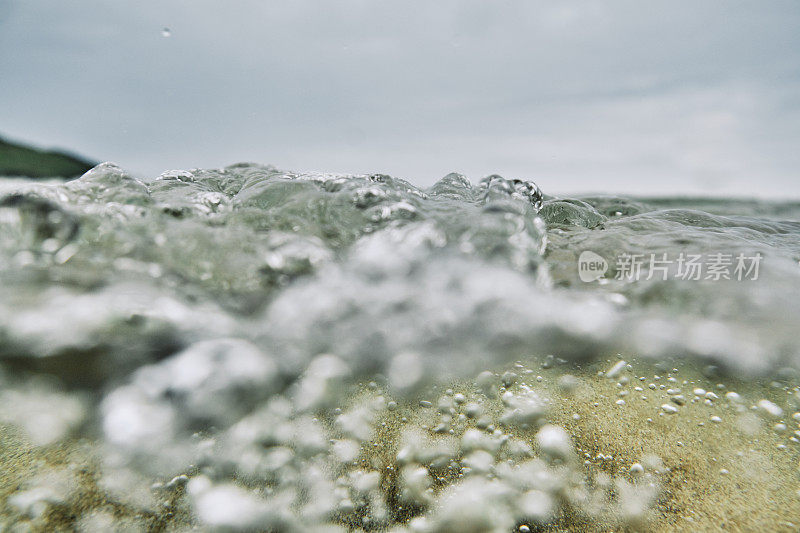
[{"left": 1, "top": 164, "right": 799, "bottom": 530}]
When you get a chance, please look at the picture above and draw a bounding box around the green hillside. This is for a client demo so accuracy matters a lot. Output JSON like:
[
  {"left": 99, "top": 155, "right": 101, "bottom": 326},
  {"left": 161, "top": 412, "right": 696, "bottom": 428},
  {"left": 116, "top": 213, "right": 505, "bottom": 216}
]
[{"left": 0, "top": 136, "right": 96, "bottom": 179}]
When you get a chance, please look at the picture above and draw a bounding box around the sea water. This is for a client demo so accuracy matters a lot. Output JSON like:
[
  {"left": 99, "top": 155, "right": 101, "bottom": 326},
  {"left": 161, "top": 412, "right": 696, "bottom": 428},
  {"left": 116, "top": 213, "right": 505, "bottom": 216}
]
[{"left": 1, "top": 163, "right": 799, "bottom": 530}]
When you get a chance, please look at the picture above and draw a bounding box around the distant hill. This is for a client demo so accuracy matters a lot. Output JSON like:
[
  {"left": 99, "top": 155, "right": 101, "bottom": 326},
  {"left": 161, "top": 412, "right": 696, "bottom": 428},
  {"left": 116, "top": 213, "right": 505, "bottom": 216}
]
[{"left": 0, "top": 136, "right": 97, "bottom": 179}]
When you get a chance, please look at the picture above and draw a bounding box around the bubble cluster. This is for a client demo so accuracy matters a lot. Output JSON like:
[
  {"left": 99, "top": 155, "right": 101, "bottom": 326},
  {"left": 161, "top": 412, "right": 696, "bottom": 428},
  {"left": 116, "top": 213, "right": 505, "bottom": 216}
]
[{"left": 1, "top": 164, "right": 800, "bottom": 529}]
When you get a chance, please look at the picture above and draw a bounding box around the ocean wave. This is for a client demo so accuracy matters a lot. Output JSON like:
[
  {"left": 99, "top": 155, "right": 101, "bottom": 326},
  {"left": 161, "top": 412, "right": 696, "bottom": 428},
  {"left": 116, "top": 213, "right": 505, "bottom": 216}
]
[{"left": 1, "top": 163, "right": 799, "bottom": 530}]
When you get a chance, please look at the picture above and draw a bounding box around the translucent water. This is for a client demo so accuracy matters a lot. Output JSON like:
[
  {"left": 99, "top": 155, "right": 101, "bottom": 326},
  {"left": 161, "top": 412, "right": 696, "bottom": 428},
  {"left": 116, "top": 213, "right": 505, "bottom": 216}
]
[{"left": 1, "top": 164, "right": 799, "bottom": 530}]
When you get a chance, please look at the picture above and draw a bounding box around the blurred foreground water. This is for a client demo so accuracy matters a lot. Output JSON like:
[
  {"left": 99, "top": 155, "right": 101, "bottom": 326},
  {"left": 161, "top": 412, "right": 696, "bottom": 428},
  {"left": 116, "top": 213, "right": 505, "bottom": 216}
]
[{"left": 1, "top": 164, "right": 799, "bottom": 531}]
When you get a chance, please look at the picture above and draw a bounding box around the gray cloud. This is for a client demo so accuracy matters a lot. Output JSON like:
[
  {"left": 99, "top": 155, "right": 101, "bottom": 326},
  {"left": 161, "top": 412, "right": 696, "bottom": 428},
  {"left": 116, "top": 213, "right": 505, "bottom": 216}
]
[{"left": 1, "top": 1, "right": 799, "bottom": 197}]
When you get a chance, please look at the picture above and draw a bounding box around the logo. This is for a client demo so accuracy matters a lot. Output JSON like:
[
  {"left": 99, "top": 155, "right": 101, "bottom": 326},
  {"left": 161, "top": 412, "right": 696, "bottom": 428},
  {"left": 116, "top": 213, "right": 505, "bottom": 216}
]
[
  {"left": 578, "top": 251, "right": 608, "bottom": 282},
  {"left": 576, "top": 250, "right": 763, "bottom": 283}
]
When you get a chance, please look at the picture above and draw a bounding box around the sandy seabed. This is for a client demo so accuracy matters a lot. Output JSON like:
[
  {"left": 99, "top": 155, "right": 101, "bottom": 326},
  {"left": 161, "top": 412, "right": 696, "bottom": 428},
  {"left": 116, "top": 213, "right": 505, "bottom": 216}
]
[{"left": 2, "top": 356, "right": 799, "bottom": 532}]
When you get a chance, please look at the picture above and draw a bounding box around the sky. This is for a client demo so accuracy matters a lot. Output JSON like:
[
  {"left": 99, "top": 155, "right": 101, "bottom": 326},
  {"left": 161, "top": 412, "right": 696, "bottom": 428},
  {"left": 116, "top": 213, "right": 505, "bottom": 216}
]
[{"left": 1, "top": 1, "right": 799, "bottom": 197}]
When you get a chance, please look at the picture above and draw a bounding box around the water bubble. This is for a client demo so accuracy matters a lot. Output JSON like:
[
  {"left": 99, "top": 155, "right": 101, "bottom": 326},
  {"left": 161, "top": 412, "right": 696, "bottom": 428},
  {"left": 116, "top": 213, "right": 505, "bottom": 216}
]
[
  {"left": 726, "top": 391, "right": 743, "bottom": 403},
  {"left": 606, "top": 360, "right": 627, "bottom": 380},
  {"left": 464, "top": 403, "right": 483, "bottom": 419},
  {"left": 535, "top": 424, "right": 573, "bottom": 462},
  {"left": 517, "top": 489, "right": 555, "bottom": 524},
  {"left": 757, "top": 399, "right": 784, "bottom": 418},
  {"left": 558, "top": 374, "right": 579, "bottom": 393},
  {"left": 389, "top": 352, "right": 425, "bottom": 393},
  {"left": 671, "top": 395, "right": 686, "bottom": 406}
]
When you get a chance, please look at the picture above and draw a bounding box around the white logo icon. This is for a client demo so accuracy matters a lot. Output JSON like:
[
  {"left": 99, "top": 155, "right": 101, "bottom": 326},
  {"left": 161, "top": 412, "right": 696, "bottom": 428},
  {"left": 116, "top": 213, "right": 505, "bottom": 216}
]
[{"left": 578, "top": 251, "right": 608, "bottom": 282}]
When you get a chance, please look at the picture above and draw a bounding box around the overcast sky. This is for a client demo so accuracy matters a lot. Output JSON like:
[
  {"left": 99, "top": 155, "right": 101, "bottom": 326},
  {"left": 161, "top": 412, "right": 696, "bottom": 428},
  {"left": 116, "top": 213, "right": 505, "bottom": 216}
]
[{"left": 1, "top": 1, "right": 799, "bottom": 197}]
